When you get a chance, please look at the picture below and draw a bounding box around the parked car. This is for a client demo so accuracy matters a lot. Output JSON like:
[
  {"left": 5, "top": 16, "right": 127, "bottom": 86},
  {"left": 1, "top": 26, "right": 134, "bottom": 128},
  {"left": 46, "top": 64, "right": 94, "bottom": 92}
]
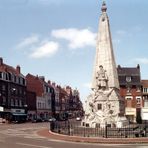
[
  {"left": 48, "top": 117, "right": 56, "bottom": 122},
  {"left": 32, "top": 118, "right": 42, "bottom": 123}
]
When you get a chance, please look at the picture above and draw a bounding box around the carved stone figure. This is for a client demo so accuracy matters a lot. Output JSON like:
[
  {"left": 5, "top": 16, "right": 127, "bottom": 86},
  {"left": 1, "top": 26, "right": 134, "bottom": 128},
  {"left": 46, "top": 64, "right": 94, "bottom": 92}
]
[{"left": 96, "top": 65, "right": 108, "bottom": 90}]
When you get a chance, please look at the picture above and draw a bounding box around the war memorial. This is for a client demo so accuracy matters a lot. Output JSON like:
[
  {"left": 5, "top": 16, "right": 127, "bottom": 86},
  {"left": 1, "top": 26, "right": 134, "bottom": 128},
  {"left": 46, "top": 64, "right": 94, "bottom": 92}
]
[
  {"left": 82, "top": 1, "right": 127, "bottom": 128},
  {"left": 50, "top": 2, "right": 148, "bottom": 140}
]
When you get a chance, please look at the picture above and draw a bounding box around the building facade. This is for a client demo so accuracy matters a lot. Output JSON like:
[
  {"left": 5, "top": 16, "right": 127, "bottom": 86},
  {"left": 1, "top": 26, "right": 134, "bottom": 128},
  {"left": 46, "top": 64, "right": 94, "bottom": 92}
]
[
  {"left": 26, "top": 74, "right": 55, "bottom": 121},
  {"left": 117, "top": 65, "right": 143, "bottom": 123},
  {"left": 141, "top": 80, "right": 148, "bottom": 121},
  {"left": 0, "top": 58, "right": 27, "bottom": 123}
]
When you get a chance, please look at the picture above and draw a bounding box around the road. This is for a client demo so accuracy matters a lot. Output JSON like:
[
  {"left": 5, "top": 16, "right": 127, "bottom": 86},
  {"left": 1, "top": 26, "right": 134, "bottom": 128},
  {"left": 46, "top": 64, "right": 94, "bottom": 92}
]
[{"left": 0, "top": 122, "right": 148, "bottom": 148}]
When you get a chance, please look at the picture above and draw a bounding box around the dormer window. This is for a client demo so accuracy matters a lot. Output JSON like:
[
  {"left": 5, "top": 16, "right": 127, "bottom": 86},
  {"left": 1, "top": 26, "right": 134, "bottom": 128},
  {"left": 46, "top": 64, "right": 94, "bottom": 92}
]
[{"left": 126, "top": 76, "right": 131, "bottom": 82}]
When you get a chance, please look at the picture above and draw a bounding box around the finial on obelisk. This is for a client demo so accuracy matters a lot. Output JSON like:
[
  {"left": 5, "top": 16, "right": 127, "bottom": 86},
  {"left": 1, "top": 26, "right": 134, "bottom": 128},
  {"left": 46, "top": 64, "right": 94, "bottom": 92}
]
[{"left": 101, "top": 1, "right": 107, "bottom": 12}]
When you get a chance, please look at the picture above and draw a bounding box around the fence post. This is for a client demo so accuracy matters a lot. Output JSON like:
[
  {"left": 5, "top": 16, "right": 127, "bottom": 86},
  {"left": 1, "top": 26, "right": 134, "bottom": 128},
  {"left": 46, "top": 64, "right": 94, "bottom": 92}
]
[
  {"left": 105, "top": 124, "right": 108, "bottom": 138},
  {"left": 68, "top": 120, "right": 70, "bottom": 135}
]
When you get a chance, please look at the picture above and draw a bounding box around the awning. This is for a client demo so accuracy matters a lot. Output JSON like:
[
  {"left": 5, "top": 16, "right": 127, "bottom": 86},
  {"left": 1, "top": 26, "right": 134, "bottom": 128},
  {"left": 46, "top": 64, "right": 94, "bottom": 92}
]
[{"left": 11, "top": 113, "right": 27, "bottom": 116}]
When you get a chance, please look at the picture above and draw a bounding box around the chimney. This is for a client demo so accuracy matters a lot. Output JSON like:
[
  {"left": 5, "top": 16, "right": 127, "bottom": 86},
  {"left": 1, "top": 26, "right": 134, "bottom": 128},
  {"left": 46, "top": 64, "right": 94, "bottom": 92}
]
[
  {"left": 16, "top": 65, "right": 21, "bottom": 74},
  {"left": 39, "top": 76, "right": 45, "bottom": 82},
  {"left": 0, "top": 57, "right": 3, "bottom": 65},
  {"left": 52, "top": 82, "right": 56, "bottom": 87},
  {"left": 48, "top": 80, "right": 51, "bottom": 85}
]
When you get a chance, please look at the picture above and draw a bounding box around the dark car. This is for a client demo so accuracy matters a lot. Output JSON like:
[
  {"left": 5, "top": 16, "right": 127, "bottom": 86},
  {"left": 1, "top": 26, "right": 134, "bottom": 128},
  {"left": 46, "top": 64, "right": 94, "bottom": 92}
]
[{"left": 32, "top": 118, "right": 42, "bottom": 123}]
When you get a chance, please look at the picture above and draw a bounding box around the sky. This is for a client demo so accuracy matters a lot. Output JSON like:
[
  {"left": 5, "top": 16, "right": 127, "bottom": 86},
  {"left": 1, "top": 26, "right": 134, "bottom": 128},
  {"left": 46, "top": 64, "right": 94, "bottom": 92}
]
[{"left": 0, "top": 0, "right": 148, "bottom": 103}]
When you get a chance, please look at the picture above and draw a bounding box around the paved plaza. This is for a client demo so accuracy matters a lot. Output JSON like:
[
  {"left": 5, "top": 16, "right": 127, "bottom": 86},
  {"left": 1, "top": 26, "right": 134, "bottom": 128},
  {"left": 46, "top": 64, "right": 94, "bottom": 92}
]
[{"left": 0, "top": 122, "right": 148, "bottom": 148}]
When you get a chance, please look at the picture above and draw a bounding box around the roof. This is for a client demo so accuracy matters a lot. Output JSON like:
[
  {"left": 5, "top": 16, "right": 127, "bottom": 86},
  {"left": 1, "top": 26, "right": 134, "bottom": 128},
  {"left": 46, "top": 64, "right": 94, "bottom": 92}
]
[
  {"left": 117, "top": 67, "right": 140, "bottom": 76},
  {"left": 0, "top": 63, "right": 24, "bottom": 77},
  {"left": 117, "top": 66, "right": 141, "bottom": 86}
]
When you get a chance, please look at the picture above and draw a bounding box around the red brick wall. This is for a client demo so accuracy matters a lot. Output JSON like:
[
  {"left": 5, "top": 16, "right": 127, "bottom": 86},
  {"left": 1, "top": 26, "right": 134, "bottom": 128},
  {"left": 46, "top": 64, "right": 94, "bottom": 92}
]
[
  {"left": 26, "top": 74, "right": 44, "bottom": 97},
  {"left": 119, "top": 86, "right": 143, "bottom": 108},
  {"left": 26, "top": 91, "right": 36, "bottom": 110}
]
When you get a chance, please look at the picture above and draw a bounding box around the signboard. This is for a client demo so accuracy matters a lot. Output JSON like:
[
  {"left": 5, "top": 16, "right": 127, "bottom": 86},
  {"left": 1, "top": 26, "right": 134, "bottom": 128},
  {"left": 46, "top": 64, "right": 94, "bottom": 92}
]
[
  {"left": 0, "top": 106, "right": 4, "bottom": 112},
  {"left": 11, "top": 109, "right": 25, "bottom": 113}
]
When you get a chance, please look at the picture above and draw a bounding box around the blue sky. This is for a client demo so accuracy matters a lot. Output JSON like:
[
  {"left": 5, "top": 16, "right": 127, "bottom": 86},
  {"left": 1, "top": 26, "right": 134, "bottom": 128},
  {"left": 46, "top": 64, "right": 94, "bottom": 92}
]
[{"left": 0, "top": 0, "right": 148, "bottom": 102}]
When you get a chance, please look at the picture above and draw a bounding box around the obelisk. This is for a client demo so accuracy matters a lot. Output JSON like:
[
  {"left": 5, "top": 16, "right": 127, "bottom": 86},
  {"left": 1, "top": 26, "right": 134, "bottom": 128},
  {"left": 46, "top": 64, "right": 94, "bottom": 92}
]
[{"left": 82, "top": 2, "right": 126, "bottom": 128}]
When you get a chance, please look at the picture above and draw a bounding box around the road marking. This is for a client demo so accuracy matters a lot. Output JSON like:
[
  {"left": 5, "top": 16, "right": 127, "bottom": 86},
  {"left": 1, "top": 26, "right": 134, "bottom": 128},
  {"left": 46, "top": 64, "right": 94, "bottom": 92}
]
[{"left": 16, "top": 142, "right": 52, "bottom": 148}]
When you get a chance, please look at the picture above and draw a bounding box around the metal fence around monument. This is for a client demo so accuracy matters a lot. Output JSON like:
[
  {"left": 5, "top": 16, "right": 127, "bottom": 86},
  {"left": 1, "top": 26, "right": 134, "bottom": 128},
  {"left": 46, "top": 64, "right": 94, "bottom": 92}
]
[{"left": 50, "top": 120, "right": 148, "bottom": 138}]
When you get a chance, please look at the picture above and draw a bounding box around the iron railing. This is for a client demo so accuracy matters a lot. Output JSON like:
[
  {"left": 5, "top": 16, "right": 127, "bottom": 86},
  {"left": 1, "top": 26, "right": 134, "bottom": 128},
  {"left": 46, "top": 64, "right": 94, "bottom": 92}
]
[{"left": 50, "top": 120, "right": 148, "bottom": 138}]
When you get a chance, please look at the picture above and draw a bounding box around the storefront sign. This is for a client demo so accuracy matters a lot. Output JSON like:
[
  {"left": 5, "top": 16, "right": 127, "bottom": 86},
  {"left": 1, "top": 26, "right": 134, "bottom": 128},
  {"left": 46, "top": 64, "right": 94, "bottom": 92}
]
[
  {"left": 11, "top": 109, "right": 25, "bottom": 113},
  {"left": 0, "top": 106, "right": 4, "bottom": 112}
]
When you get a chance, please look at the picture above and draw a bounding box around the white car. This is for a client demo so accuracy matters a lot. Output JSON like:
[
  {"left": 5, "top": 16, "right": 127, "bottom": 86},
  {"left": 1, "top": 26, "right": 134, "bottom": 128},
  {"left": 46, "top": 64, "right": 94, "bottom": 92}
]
[
  {"left": 76, "top": 117, "right": 81, "bottom": 121},
  {"left": 48, "top": 117, "right": 56, "bottom": 122}
]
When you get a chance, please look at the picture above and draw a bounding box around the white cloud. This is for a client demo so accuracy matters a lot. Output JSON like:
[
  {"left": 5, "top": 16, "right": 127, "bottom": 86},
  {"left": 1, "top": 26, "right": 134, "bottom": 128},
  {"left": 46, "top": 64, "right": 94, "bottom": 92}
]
[
  {"left": 16, "top": 34, "right": 39, "bottom": 49},
  {"left": 30, "top": 41, "right": 59, "bottom": 58},
  {"left": 134, "top": 58, "right": 148, "bottom": 64},
  {"left": 51, "top": 28, "right": 96, "bottom": 49}
]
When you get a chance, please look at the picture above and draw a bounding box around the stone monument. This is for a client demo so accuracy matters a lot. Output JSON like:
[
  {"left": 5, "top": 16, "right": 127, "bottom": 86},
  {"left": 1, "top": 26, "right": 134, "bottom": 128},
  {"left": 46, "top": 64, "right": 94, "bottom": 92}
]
[{"left": 82, "top": 2, "right": 127, "bottom": 128}]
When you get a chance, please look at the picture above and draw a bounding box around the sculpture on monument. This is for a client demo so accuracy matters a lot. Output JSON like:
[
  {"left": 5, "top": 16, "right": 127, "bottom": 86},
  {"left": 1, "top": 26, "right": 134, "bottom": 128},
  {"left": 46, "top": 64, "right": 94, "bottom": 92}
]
[
  {"left": 82, "top": 2, "right": 127, "bottom": 128},
  {"left": 96, "top": 65, "right": 108, "bottom": 90}
]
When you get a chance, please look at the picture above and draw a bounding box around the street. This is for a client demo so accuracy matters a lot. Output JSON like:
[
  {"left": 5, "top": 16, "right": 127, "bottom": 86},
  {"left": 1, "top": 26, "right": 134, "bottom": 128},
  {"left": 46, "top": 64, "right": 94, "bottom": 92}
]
[{"left": 0, "top": 122, "right": 148, "bottom": 148}]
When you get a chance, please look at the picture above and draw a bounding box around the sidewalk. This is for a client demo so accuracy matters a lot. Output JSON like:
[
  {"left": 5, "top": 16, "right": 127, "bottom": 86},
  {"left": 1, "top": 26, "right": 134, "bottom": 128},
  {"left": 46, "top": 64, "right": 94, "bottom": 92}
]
[{"left": 37, "top": 128, "right": 148, "bottom": 144}]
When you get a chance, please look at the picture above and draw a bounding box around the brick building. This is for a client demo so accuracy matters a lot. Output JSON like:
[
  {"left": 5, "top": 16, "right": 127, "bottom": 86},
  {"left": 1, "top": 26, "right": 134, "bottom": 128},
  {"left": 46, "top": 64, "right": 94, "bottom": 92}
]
[
  {"left": 141, "top": 80, "right": 148, "bottom": 120},
  {"left": 117, "top": 65, "right": 143, "bottom": 122},
  {"left": 65, "top": 86, "right": 83, "bottom": 118},
  {"left": 0, "top": 58, "right": 27, "bottom": 123},
  {"left": 26, "top": 74, "right": 55, "bottom": 121}
]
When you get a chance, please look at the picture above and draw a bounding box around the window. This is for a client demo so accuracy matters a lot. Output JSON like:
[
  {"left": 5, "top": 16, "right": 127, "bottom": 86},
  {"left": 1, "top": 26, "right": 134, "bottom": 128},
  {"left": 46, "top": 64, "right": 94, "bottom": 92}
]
[
  {"left": 97, "top": 104, "right": 102, "bottom": 110},
  {"left": 0, "top": 72, "right": 2, "bottom": 79},
  {"left": 6, "top": 73, "right": 9, "bottom": 80},
  {"left": 8, "top": 73, "right": 11, "bottom": 81},
  {"left": 14, "top": 76, "right": 17, "bottom": 83},
  {"left": 3, "top": 73, "right": 6, "bottom": 80},
  {"left": 16, "top": 76, "right": 19, "bottom": 83},
  {"left": 15, "top": 99, "right": 18, "bottom": 106},
  {"left": 20, "top": 77, "right": 23, "bottom": 84},
  {"left": 126, "top": 97, "right": 131, "bottom": 100},
  {"left": 2, "top": 85, "right": 6, "bottom": 91},
  {"left": 144, "top": 97, "right": 148, "bottom": 107},
  {"left": 136, "top": 97, "right": 141, "bottom": 104},
  {"left": 11, "top": 99, "right": 14, "bottom": 106},
  {"left": 144, "top": 88, "right": 148, "bottom": 93},
  {"left": 126, "top": 76, "right": 131, "bottom": 82},
  {"left": 22, "top": 78, "right": 26, "bottom": 85},
  {"left": 19, "top": 100, "right": 22, "bottom": 107},
  {"left": 125, "top": 96, "right": 133, "bottom": 107},
  {"left": 2, "top": 96, "right": 6, "bottom": 105},
  {"left": 11, "top": 74, "right": 14, "bottom": 82}
]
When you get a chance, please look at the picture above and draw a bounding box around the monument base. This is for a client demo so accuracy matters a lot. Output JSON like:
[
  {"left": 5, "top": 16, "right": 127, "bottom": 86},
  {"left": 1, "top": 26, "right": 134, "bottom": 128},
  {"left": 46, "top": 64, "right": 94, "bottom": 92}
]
[{"left": 82, "top": 88, "right": 128, "bottom": 128}]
